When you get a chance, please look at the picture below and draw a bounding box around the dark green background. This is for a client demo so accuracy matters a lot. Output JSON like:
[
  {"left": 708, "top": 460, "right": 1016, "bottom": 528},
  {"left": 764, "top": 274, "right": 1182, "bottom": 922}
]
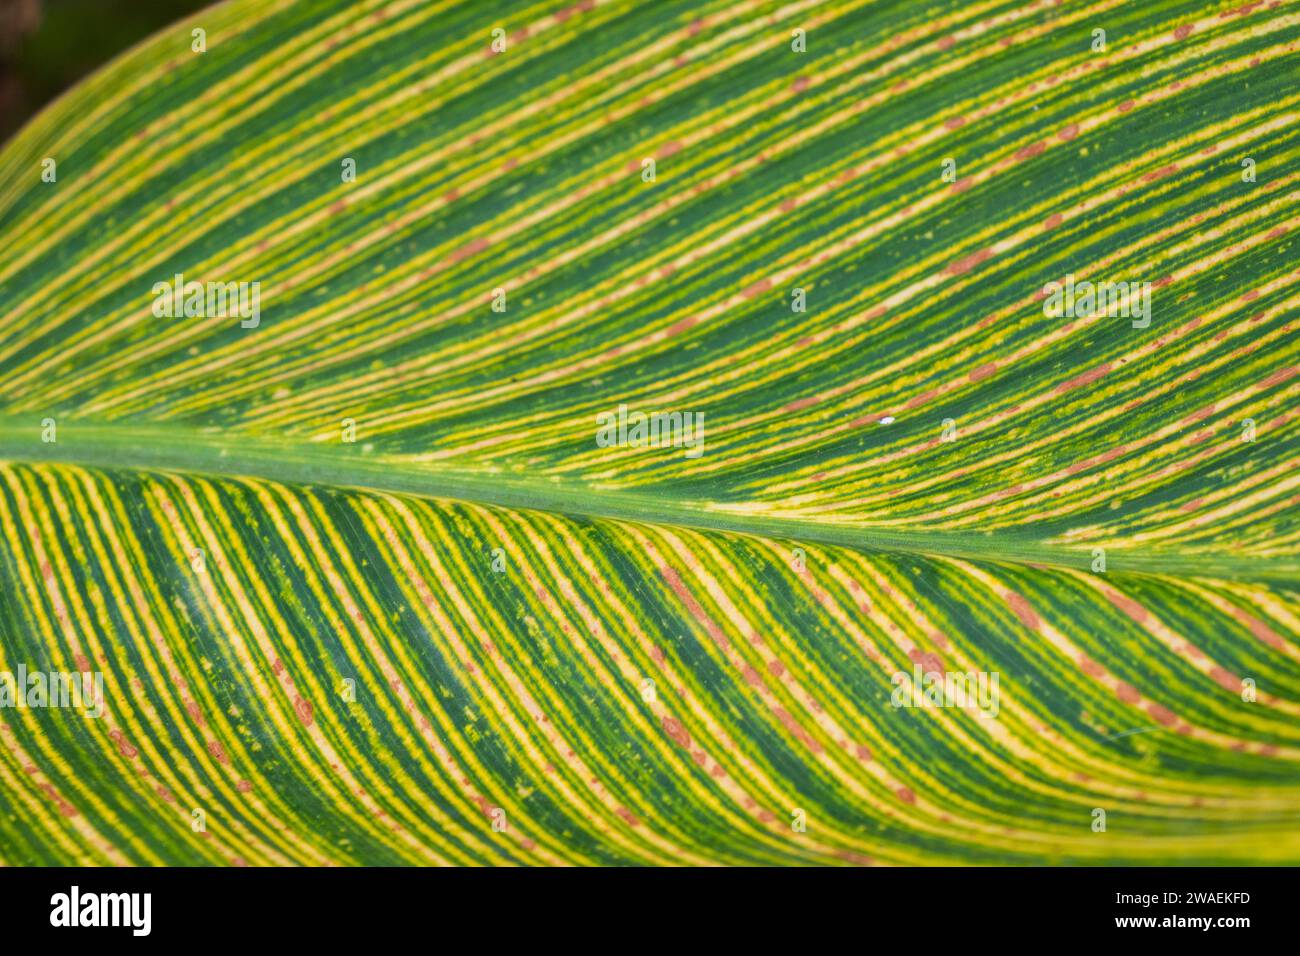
[{"left": 0, "top": 0, "right": 208, "bottom": 145}]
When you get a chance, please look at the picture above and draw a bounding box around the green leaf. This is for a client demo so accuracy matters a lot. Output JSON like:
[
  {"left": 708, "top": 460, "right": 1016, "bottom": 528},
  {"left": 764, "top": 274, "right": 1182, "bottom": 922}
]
[{"left": 0, "top": 0, "right": 1296, "bottom": 865}]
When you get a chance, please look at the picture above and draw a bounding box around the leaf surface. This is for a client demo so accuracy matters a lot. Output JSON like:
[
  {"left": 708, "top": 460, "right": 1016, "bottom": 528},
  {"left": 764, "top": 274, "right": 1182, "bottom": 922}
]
[{"left": 0, "top": 0, "right": 1297, "bottom": 864}]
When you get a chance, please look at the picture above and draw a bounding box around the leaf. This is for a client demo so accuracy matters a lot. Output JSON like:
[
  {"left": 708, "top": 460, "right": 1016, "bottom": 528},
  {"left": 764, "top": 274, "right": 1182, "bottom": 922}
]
[{"left": 0, "top": 0, "right": 1297, "bottom": 865}]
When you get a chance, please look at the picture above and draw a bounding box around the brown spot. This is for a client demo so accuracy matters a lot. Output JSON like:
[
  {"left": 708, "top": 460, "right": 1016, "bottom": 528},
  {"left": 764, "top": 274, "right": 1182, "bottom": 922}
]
[
  {"left": 1258, "top": 366, "right": 1297, "bottom": 389},
  {"left": 1209, "top": 667, "right": 1240, "bottom": 692},
  {"left": 1174, "top": 24, "right": 1193, "bottom": 39},
  {"left": 207, "top": 740, "right": 229, "bottom": 764},
  {"left": 969, "top": 362, "right": 998, "bottom": 382},
  {"left": 918, "top": 651, "right": 945, "bottom": 673},
  {"left": 1116, "top": 682, "right": 1140, "bottom": 704},
  {"left": 835, "top": 849, "right": 874, "bottom": 865},
  {"left": 661, "top": 715, "right": 691, "bottom": 750},
  {"left": 665, "top": 315, "right": 698, "bottom": 336},
  {"left": 1055, "top": 363, "right": 1111, "bottom": 394},
  {"left": 1014, "top": 141, "right": 1045, "bottom": 161},
  {"left": 1104, "top": 588, "right": 1149, "bottom": 623},
  {"left": 946, "top": 248, "right": 993, "bottom": 276},
  {"left": 1005, "top": 591, "right": 1040, "bottom": 629},
  {"left": 905, "top": 388, "right": 938, "bottom": 409},
  {"left": 1235, "top": 610, "right": 1284, "bottom": 650},
  {"left": 293, "top": 695, "right": 314, "bottom": 726},
  {"left": 774, "top": 707, "right": 823, "bottom": 754},
  {"left": 896, "top": 786, "right": 917, "bottom": 804},
  {"left": 1058, "top": 123, "right": 1079, "bottom": 141},
  {"left": 1142, "top": 164, "right": 1178, "bottom": 182},
  {"left": 1118, "top": 99, "right": 1135, "bottom": 112},
  {"left": 1148, "top": 703, "right": 1176, "bottom": 726},
  {"left": 1181, "top": 405, "right": 1215, "bottom": 425},
  {"left": 616, "top": 807, "right": 640, "bottom": 827},
  {"left": 660, "top": 565, "right": 729, "bottom": 650},
  {"left": 451, "top": 236, "right": 489, "bottom": 263},
  {"left": 107, "top": 729, "right": 138, "bottom": 759}
]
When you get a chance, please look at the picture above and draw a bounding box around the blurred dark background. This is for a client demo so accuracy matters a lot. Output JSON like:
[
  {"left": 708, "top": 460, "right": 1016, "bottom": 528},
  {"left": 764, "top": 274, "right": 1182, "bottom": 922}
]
[{"left": 0, "top": 0, "right": 210, "bottom": 145}]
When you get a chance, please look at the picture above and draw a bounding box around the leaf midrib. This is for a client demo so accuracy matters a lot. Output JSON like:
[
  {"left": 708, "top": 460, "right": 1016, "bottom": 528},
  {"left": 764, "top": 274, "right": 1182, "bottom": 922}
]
[{"left": 1, "top": 418, "right": 1293, "bottom": 583}]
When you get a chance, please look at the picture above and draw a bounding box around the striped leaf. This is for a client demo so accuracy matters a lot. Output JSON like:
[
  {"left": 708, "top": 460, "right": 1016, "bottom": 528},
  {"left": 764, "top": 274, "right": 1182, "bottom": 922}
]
[{"left": 0, "top": 0, "right": 1296, "bottom": 865}]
